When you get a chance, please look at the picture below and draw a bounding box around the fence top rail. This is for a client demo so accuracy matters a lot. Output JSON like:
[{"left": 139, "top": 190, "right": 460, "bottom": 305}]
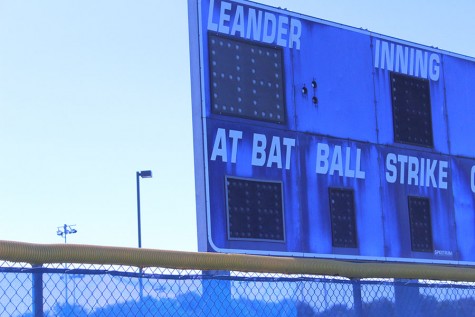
[{"left": 1, "top": 240, "right": 475, "bottom": 282}]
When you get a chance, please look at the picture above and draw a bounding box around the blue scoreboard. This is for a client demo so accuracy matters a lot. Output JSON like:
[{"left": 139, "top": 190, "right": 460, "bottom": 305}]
[{"left": 188, "top": 0, "right": 475, "bottom": 265}]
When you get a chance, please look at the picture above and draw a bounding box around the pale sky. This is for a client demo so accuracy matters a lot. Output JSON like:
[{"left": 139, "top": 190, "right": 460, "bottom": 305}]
[{"left": 1, "top": 0, "right": 474, "bottom": 252}]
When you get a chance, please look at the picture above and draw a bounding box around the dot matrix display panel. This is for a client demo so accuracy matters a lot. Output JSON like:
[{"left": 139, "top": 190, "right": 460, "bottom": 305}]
[
  {"left": 390, "top": 72, "right": 434, "bottom": 147},
  {"left": 226, "top": 177, "right": 285, "bottom": 242},
  {"left": 328, "top": 188, "right": 358, "bottom": 249},
  {"left": 208, "top": 33, "right": 286, "bottom": 124},
  {"left": 408, "top": 196, "right": 433, "bottom": 253}
]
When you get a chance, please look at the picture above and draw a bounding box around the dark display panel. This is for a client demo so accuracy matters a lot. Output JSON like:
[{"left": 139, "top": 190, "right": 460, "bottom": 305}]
[
  {"left": 329, "top": 188, "right": 358, "bottom": 248},
  {"left": 390, "top": 72, "right": 433, "bottom": 147},
  {"left": 208, "top": 33, "right": 286, "bottom": 124},
  {"left": 226, "top": 177, "right": 285, "bottom": 241},
  {"left": 408, "top": 196, "right": 433, "bottom": 253}
]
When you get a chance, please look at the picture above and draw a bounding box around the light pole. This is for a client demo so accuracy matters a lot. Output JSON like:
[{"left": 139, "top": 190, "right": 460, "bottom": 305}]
[
  {"left": 136, "top": 170, "right": 152, "bottom": 248},
  {"left": 57, "top": 224, "right": 77, "bottom": 305},
  {"left": 136, "top": 170, "right": 152, "bottom": 301}
]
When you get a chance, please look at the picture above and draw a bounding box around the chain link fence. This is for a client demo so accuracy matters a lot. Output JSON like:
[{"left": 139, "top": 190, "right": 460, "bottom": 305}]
[{"left": 1, "top": 260, "right": 475, "bottom": 316}]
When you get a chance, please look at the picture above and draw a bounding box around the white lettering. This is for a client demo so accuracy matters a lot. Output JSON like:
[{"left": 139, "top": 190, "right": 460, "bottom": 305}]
[
  {"left": 267, "top": 136, "right": 282, "bottom": 168},
  {"left": 344, "top": 147, "right": 355, "bottom": 178},
  {"left": 211, "top": 128, "right": 228, "bottom": 162},
  {"left": 374, "top": 39, "right": 380, "bottom": 69},
  {"left": 409, "top": 47, "right": 415, "bottom": 76},
  {"left": 425, "top": 159, "right": 437, "bottom": 188},
  {"left": 210, "top": 129, "right": 242, "bottom": 163},
  {"left": 218, "top": 1, "right": 232, "bottom": 34},
  {"left": 381, "top": 41, "right": 395, "bottom": 71},
  {"left": 374, "top": 39, "right": 440, "bottom": 81},
  {"left": 329, "top": 146, "right": 343, "bottom": 176},
  {"left": 355, "top": 148, "right": 366, "bottom": 179},
  {"left": 316, "top": 143, "right": 366, "bottom": 179},
  {"left": 207, "top": 0, "right": 218, "bottom": 32},
  {"left": 289, "top": 18, "right": 302, "bottom": 49},
  {"left": 228, "top": 130, "right": 243, "bottom": 164},
  {"left": 434, "top": 250, "right": 453, "bottom": 257},
  {"left": 283, "top": 138, "right": 296, "bottom": 170},
  {"left": 208, "top": 1, "right": 301, "bottom": 49},
  {"left": 415, "top": 50, "right": 428, "bottom": 79},
  {"left": 316, "top": 143, "right": 330, "bottom": 174},
  {"left": 385, "top": 154, "right": 449, "bottom": 189},
  {"left": 276, "top": 15, "right": 288, "bottom": 47},
  {"left": 429, "top": 54, "right": 440, "bottom": 81},
  {"left": 262, "top": 12, "right": 276, "bottom": 44},
  {"left": 397, "top": 155, "right": 408, "bottom": 185},
  {"left": 251, "top": 133, "right": 267, "bottom": 167},
  {"left": 420, "top": 158, "right": 425, "bottom": 188},
  {"left": 251, "top": 134, "right": 296, "bottom": 169},
  {"left": 246, "top": 8, "right": 262, "bottom": 41},
  {"left": 438, "top": 160, "right": 448, "bottom": 189},
  {"left": 408, "top": 156, "right": 419, "bottom": 186},
  {"left": 395, "top": 45, "right": 409, "bottom": 74},
  {"left": 230, "top": 5, "right": 245, "bottom": 36},
  {"left": 386, "top": 153, "right": 397, "bottom": 183}
]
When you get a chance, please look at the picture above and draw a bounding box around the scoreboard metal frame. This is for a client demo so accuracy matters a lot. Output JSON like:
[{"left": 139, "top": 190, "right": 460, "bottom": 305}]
[{"left": 188, "top": 0, "right": 475, "bottom": 266}]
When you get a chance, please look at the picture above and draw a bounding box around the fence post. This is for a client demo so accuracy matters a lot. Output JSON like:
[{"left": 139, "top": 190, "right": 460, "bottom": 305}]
[
  {"left": 395, "top": 279, "right": 420, "bottom": 317},
  {"left": 352, "top": 279, "right": 363, "bottom": 317},
  {"left": 32, "top": 264, "right": 44, "bottom": 317}
]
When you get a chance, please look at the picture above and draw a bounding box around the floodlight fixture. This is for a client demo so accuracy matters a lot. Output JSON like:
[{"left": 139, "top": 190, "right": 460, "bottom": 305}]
[{"left": 56, "top": 224, "right": 77, "bottom": 244}]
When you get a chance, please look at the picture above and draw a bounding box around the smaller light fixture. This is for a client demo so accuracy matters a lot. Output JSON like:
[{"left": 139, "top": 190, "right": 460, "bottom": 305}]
[
  {"left": 302, "top": 85, "right": 308, "bottom": 94},
  {"left": 139, "top": 170, "right": 152, "bottom": 178},
  {"left": 311, "top": 80, "right": 317, "bottom": 89}
]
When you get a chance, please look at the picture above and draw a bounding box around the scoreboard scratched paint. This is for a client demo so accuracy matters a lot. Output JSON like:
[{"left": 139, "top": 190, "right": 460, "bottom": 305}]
[{"left": 188, "top": 0, "right": 475, "bottom": 265}]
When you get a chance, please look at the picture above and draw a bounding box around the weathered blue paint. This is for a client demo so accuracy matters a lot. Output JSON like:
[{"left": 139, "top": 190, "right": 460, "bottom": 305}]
[{"left": 188, "top": 0, "right": 475, "bottom": 265}]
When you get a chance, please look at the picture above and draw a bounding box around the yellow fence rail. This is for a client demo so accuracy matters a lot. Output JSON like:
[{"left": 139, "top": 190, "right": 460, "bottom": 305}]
[
  {"left": 2, "top": 240, "right": 475, "bottom": 316},
  {"left": 1, "top": 240, "right": 475, "bottom": 282}
]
